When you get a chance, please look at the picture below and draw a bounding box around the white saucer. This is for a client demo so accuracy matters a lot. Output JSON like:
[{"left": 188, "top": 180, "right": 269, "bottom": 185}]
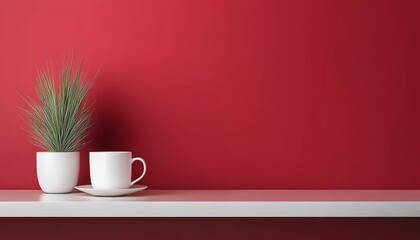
[{"left": 75, "top": 185, "right": 148, "bottom": 197}]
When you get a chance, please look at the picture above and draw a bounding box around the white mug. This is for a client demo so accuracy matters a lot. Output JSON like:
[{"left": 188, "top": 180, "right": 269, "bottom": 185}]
[{"left": 89, "top": 151, "right": 146, "bottom": 189}]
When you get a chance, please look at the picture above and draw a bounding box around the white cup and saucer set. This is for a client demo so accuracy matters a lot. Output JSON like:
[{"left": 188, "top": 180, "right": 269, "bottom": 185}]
[{"left": 76, "top": 151, "right": 147, "bottom": 197}]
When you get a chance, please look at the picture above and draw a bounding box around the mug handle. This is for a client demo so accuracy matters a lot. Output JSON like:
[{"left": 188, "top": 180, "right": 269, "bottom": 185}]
[{"left": 131, "top": 157, "right": 146, "bottom": 186}]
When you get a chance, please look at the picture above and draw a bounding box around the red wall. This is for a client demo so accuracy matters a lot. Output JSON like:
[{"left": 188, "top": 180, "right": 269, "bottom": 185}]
[
  {"left": 1, "top": 0, "right": 420, "bottom": 239},
  {"left": 1, "top": 0, "right": 419, "bottom": 190}
]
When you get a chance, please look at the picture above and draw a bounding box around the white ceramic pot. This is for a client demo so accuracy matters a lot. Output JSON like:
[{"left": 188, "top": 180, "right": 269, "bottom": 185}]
[{"left": 36, "top": 152, "right": 80, "bottom": 193}]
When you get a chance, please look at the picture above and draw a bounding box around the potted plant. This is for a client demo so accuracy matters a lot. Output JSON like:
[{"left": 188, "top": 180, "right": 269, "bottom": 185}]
[{"left": 21, "top": 59, "right": 94, "bottom": 193}]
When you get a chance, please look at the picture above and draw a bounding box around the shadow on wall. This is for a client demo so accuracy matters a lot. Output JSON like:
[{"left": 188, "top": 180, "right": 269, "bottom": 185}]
[
  {"left": 91, "top": 83, "right": 138, "bottom": 151},
  {"left": 78, "top": 77, "right": 148, "bottom": 185}
]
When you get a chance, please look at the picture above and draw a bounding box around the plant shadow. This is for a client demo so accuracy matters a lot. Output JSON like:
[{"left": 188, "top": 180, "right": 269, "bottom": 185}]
[{"left": 79, "top": 80, "right": 142, "bottom": 185}]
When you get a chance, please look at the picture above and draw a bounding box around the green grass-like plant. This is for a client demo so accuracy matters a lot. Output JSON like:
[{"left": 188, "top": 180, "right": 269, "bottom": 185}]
[{"left": 20, "top": 59, "right": 94, "bottom": 152}]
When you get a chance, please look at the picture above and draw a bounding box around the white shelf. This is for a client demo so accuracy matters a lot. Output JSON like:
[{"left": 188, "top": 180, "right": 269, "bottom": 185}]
[{"left": 1, "top": 190, "right": 420, "bottom": 217}]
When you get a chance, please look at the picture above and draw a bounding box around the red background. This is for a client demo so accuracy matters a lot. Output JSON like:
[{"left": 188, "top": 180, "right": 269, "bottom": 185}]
[{"left": 1, "top": 0, "right": 420, "bottom": 239}]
